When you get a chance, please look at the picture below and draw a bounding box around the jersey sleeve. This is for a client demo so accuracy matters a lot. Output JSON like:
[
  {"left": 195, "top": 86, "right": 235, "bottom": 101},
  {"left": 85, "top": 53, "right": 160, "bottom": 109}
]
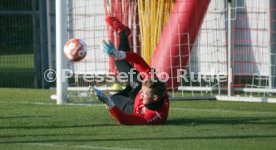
[
  {"left": 124, "top": 52, "right": 151, "bottom": 75},
  {"left": 108, "top": 107, "right": 163, "bottom": 125}
]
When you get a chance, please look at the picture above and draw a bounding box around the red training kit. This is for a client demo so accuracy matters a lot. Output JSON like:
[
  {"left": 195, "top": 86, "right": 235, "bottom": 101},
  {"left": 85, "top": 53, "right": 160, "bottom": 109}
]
[{"left": 108, "top": 52, "right": 170, "bottom": 125}]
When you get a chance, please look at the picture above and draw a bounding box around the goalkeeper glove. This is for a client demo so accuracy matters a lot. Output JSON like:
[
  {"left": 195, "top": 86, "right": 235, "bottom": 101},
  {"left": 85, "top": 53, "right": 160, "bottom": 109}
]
[
  {"left": 90, "top": 86, "right": 115, "bottom": 108},
  {"left": 100, "top": 40, "right": 126, "bottom": 60}
]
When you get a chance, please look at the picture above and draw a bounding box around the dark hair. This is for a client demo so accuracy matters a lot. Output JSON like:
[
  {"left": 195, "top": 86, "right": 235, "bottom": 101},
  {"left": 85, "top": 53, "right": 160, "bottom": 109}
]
[{"left": 142, "top": 78, "right": 167, "bottom": 99}]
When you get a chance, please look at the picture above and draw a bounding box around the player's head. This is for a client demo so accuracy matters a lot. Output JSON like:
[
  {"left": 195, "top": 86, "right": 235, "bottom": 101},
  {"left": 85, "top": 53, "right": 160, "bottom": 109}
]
[{"left": 141, "top": 78, "right": 166, "bottom": 110}]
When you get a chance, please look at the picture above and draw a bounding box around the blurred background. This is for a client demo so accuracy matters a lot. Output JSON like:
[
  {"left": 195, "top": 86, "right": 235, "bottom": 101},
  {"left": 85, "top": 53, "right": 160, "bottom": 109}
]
[{"left": 0, "top": 0, "right": 55, "bottom": 88}]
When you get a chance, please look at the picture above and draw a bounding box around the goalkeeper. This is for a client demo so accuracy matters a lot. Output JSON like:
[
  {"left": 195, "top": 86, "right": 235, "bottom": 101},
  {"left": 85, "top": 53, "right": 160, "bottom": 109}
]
[{"left": 91, "top": 16, "right": 169, "bottom": 125}]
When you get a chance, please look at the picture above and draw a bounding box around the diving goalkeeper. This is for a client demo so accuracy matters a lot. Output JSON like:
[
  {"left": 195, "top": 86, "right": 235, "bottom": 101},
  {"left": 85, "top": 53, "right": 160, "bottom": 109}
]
[{"left": 91, "top": 16, "right": 169, "bottom": 125}]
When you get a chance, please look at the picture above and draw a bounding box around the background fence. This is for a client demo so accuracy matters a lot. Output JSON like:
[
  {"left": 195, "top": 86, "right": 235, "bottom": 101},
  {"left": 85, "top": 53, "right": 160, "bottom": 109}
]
[{"left": 0, "top": 0, "right": 51, "bottom": 88}]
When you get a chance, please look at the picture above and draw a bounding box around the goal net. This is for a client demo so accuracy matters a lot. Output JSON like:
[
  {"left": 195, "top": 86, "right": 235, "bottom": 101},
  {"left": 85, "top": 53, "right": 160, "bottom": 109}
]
[
  {"left": 185, "top": 0, "right": 276, "bottom": 102},
  {"left": 55, "top": 0, "right": 276, "bottom": 103}
]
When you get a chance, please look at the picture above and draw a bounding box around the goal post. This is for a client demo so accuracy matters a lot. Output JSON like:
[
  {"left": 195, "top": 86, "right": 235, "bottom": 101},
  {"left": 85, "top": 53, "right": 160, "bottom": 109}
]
[
  {"left": 55, "top": 0, "right": 67, "bottom": 104},
  {"left": 227, "top": 0, "right": 232, "bottom": 97}
]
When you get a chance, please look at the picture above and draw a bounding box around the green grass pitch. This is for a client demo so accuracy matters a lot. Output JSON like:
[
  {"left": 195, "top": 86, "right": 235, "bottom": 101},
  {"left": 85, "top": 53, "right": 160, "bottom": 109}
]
[{"left": 0, "top": 88, "right": 276, "bottom": 150}]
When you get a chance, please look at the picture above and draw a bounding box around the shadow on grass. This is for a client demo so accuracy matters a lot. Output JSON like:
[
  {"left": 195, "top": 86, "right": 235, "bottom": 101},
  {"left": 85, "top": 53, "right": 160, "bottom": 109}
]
[
  {"left": 1, "top": 116, "right": 275, "bottom": 130},
  {"left": 166, "top": 117, "right": 276, "bottom": 126},
  {"left": 0, "top": 116, "right": 50, "bottom": 119},
  {"left": 0, "top": 134, "right": 276, "bottom": 144},
  {"left": 0, "top": 123, "right": 117, "bottom": 130},
  {"left": 0, "top": 116, "right": 276, "bottom": 144},
  {"left": 0, "top": 133, "right": 97, "bottom": 139}
]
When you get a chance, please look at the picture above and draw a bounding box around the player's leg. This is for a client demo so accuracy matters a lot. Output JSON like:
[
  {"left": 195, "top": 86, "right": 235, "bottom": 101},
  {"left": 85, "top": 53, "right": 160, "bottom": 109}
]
[
  {"left": 105, "top": 16, "right": 131, "bottom": 36},
  {"left": 111, "top": 83, "right": 141, "bottom": 114},
  {"left": 110, "top": 88, "right": 134, "bottom": 114},
  {"left": 105, "top": 16, "right": 141, "bottom": 86},
  {"left": 116, "top": 28, "right": 141, "bottom": 87},
  {"left": 118, "top": 31, "right": 130, "bottom": 52},
  {"left": 105, "top": 16, "right": 141, "bottom": 114},
  {"left": 111, "top": 56, "right": 141, "bottom": 114},
  {"left": 116, "top": 31, "right": 142, "bottom": 98}
]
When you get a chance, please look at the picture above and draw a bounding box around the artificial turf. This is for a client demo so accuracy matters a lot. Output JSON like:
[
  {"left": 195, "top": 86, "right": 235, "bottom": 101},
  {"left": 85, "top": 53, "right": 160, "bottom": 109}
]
[{"left": 0, "top": 88, "right": 275, "bottom": 150}]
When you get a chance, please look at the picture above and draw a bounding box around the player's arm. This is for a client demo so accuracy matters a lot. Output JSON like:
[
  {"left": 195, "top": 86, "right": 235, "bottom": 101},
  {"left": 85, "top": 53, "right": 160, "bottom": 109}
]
[
  {"left": 124, "top": 52, "right": 151, "bottom": 75},
  {"left": 108, "top": 107, "right": 163, "bottom": 125},
  {"left": 100, "top": 40, "right": 151, "bottom": 74}
]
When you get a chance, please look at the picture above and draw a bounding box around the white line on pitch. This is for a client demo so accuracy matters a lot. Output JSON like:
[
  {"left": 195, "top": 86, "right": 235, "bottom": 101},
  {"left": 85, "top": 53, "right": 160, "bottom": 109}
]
[
  {"left": 75, "top": 145, "right": 149, "bottom": 150},
  {"left": 19, "top": 143, "right": 149, "bottom": 150},
  {"left": 0, "top": 101, "right": 104, "bottom": 107},
  {"left": 171, "top": 107, "right": 276, "bottom": 115},
  {"left": 18, "top": 143, "right": 66, "bottom": 148}
]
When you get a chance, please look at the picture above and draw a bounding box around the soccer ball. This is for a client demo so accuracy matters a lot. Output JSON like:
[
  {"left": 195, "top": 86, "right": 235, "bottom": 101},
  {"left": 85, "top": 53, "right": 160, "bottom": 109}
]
[{"left": 64, "top": 38, "right": 87, "bottom": 62}]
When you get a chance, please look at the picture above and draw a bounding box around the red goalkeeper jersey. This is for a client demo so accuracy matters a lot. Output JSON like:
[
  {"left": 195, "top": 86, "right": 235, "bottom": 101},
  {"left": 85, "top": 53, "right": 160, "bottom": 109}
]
[{"left": 108, "top": 52, "right": 170, "bottom": 125}]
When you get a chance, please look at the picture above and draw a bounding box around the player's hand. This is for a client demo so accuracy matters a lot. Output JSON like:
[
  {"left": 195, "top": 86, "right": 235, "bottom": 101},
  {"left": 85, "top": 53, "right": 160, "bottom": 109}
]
[
  {"left": 100, "top": 40, "right": 116, "bottom": 55},
  {"left": 90, "top": 86, "right": 108, "bottom": 103},
  {"left": 90, "top": 86, "right": 115, "bottom": 108},
  {"left": 100, "top": 40, "right": 126, "bottom": 60}
]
